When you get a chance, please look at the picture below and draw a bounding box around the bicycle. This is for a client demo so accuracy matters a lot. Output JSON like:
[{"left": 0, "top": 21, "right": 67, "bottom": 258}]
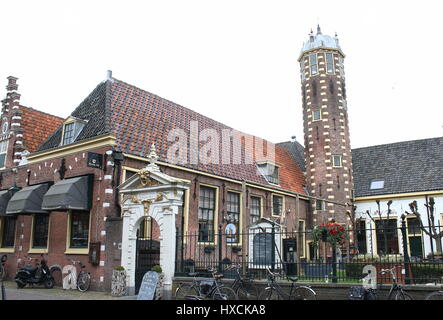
[
  {"left": 225, "top": 263, "right": 259, "bottom": 300},
  {"left": 258, "top": 267, "right": 317, "bottom": 300},
  {"left": 69, "top": 259, "right": 91, "bottom": 292},
  {"left": 369, "top": 265, "right": 413, "bottom": 300},
  {"left": 175, "top": 266, "right": 238, "bottom": 300}
]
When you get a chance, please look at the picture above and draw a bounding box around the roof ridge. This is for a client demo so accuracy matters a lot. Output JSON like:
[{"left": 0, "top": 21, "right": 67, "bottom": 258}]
[
  {"left": 110, "top": 77, "right": 277, "bottom": 146},
  {"left": 352, "top": 136, "right": 443, "bottom": 151},
  {"left": 20, "top": 105, "right": 64, "bottom": 120}
]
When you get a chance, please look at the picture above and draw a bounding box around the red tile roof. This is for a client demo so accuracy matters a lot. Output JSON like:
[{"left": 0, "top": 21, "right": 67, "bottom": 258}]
[
  {"left": 109, "top": 79, "right": 307, "bottom": 194},
  {"left": 21, "top": 106, "right": 64, "bottom": 152}
]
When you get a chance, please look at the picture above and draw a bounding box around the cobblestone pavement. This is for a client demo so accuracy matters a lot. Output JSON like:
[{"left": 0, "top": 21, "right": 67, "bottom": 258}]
[{"left": 1, "top": 281, "right": 136, "bottom": 300}]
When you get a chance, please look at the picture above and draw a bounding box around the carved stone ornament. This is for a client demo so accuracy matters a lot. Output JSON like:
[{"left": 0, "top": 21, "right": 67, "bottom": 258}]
[
  {"left": 155, "top": 193, "right": 164, "bottom": 202},
  {"left": 131, "top": 195, "right": 141, "bottom": 204},
  {"left": 142, "top": 199, "right": 153, "bottom": 215}
]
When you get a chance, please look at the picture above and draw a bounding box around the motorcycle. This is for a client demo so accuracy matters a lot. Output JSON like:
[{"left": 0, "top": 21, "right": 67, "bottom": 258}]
[{"left": 15, "top": 255, "right": 54, "bottom": 289}]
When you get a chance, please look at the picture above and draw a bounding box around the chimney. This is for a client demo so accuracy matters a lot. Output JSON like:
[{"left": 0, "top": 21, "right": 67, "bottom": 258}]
[
  {"left": 106, "top": 70, "right": 113, "bottom": 81},
  {"left": 6, "top": 76, "right": 18, "bottom": 92}
]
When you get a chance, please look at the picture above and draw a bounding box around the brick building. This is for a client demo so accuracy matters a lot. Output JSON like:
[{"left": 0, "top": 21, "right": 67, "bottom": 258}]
[{"left": 0, "top": 72, "right": 322, "bottom": 291}]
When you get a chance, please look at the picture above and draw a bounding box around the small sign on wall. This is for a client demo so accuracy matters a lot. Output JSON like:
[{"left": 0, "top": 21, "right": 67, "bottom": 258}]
[{"left": 87, "top": 152, "right": 103, "bottom": 169}]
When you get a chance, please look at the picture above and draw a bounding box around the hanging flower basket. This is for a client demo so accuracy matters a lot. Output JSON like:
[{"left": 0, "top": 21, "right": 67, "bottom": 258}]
[{"left": 312, "top": 222, "right": 348, "bottom": 247}]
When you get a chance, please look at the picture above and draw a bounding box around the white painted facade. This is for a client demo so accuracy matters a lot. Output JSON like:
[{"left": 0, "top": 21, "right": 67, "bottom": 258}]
[{"left": 354, "top": 193, "right": 443, "bottom": 257}]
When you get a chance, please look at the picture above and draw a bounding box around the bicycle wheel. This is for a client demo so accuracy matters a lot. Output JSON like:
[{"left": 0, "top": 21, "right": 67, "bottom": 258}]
[
  {"left": 425, "top": 291, "right": 443, "bottom": 300},
  {"left": 212, "top": 287, "right": 238, "bottom": 300},
  {"left": 77, "top": 272, "right": 91, "bottom": 292},
  {"left": 258, "top": 287, "right": 282, "bottom": 300},
  {"left": 292, "top": 286, "right": 317, "bottom": 300},
  {"left": 175, "top": 283, "right": 199, "bottom": 300},
  {"left": 395, "top": 290, "right": 413, "bottom": 300},
  {"left": 237, "top": 282, "right": 259, "bottom": 300}
]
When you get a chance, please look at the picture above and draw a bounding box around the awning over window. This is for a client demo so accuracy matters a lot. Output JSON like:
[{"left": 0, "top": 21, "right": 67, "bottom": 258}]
[
  {"left": 6, "top": 183, "right": 50, "bottom": 215},
  {"left": 41, "top": 176, "right": 91, "bottom": 211},
  {"left": 0, "top": 189, "right": 15, "bottom": 217}
]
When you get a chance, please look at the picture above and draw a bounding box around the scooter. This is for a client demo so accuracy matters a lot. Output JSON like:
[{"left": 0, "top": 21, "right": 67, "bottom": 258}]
[{"left": 15, "top": 255, "right": 54, "bottom": 289}]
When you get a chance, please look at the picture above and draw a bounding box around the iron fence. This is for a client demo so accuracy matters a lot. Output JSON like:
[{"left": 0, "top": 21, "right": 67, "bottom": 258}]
[{"left": 175, "top": 222, "right": 443, "bottom": 285}]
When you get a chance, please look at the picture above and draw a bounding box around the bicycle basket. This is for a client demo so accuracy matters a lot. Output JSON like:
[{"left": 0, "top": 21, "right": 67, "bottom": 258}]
[
  {"left": 199, "top": 280, "right": 215, "bottom": 295},
  {"left": 348, "top": 286, "right": 368, "bottom": 300}
]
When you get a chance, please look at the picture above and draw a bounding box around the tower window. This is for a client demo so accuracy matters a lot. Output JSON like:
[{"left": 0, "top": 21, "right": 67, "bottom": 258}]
[
  {"left": 300, "top": 59, "right": 306, "bottom": 81},
  {"left": 309, "top": 53, "right": 318, "bottom": 76},
  {"left": 339, "top": 57, "right": 345, "bottom": 77},
  {"left": 332, "top": 155, "right": 342, "bottom": 167},
  {"left": 0, "top": 140, "right": 8, "bottom": 168},
  {"left": 315, "top": 199, "right": 324, "bottom": 211},
  {"left": 326, "top": 52, "right": 335, "bottom": 74},
  {"left": 312, "top": 109, "right": 322, "bottom": 121}
]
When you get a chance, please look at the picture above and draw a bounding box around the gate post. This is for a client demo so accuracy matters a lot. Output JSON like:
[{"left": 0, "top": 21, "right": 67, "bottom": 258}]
[
  {"left": 401, "top": 214, "right": 411, "bottom": 285},
  {"left": 218, "top": 225, "right": 223, "bottom": 273}
]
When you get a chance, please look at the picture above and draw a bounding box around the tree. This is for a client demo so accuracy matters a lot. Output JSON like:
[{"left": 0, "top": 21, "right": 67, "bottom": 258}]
[{"left": 405, "top": 196, "right": 443, "bottom": 256}]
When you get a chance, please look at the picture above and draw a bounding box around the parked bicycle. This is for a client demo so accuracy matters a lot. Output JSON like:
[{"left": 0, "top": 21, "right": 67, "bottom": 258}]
[
  {"left": 68, "top": 259, "right": 91, "bottom": 292},
  {"left": 258, "top": 267, "right": 317, "bottom": 300},
  {"left": 175, "top": 266, "right": 238, "bottom": 300},
  {"left": 361, "top": 265, "right": 413, "bottom": 300},
  {"left": 225, "top": 263, "right": 259, "bottom": 300}
]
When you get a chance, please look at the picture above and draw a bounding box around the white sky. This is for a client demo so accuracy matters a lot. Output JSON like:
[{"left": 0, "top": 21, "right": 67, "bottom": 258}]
[{"left": 1, "top": 0, "right": 442, "bottom": 149}]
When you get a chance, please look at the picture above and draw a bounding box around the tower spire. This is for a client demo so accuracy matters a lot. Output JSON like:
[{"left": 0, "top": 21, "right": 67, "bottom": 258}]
[{"left": 317, "top": 24, "right": 322, "bottom": 35}]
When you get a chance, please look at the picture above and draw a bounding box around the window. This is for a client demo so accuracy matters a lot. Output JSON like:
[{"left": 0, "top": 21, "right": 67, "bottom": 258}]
[
  {"left": 332, "top": 155, "right": 342, "bottom": 167},
  {"left": 370, "top": 180, "right": 384, "bottom": 190},
  {"left": 356, "top": 220, "right": 367, "bottom": 254},
  {"left": 0, "top": 140, "right": 8, "bottom": 168},
  {"left": 298, "top": 220, "right": 305, "bottom": 257},
  {"left": 300, "top": 59, "right": 306, "bottom": 81},
  {"left": 226, "top": 192, "right": 240, "bottom": 243},
  {"left": 250, "top": 196, "right": 261, "bottom": 225},
  {"left": 257, "top": 162, "right": 279, "bottom": 185},
  {"left": 138, "top": 217, "right": 152, "bottom": 240},
  {"left": 339, "top": 57, "right": 345, "bottom": 77},
  {"left": 315, "top": 199, "right": 324, "bottom": 211},
  {"left": 407, "top": 217, "right": 421, "bottom": 235},
  {"left": 309, "top": 53, "right": 318, "bottom": 76},
  {"left": 1, "top": 216, "right": 16, "bottom": 248},
  {"left": 62, "top": 120, "right": 86, "bottom": 146},
  {"left": 2, "top": 122, "right": 8, "bottom": 134},
  {"left": 375, "top": 219, "right": 399, "bottom": 255},
  {"left": 198, "top": 186, "right": 216, "bottom": 242},
  {"left": 312, "top": 109, "right": 321, "bottom": 121},
  {"left": 325, "top": 52, "right": 335, "bottom": 74},
  {"left": 70, "top": 211, "right": 90, "bottom": 248},
  {"left": 272, "top": 195, "right": 283, "bottom": 216},
  {"left": 32, "top": 214, "right": 49, "bottom": 248}
]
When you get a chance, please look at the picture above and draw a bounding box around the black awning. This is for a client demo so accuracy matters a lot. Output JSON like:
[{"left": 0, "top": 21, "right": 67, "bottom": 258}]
[
  {"left": 41, "top": 176, "right": 91, "bottom": 211},
  {"left": 0, "top": 190, "right": 14, "bottom": 216},
  {"left": 6, "top": 183, "right": 50, "bottom": 215}
]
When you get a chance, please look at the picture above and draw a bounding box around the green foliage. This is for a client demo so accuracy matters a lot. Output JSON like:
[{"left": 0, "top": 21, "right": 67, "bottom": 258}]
[
  {"left": 410, "top": 264, "right": 443, "bottom": 284},
  {"left": 312, "top": 222, "right": 348, "bottom": 247},
  {"left": 114, "top": 266, "right": 125, "bottom": 271},
  {"left": 151, "top": 265, "right": 163, "bottom": 273}
]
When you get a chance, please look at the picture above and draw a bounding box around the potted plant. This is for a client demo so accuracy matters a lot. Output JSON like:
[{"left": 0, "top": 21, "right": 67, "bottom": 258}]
[
  {"left": 111, "top": 266, "right": 127, "bottom": 297},
  {"left": 312, "top": 221, "right": 348, "bottom": 248},
  {"left": 151, "top": 265, "right": 164, "bottom": 300}
]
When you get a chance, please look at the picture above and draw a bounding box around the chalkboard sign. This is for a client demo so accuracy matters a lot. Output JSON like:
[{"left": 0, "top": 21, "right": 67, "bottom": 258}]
[
  {"left": 253, "top": 233, "right": 274, "bottom": 265},
  {"left": 137, "top": 271, "right": 159, "bottom": 300}
]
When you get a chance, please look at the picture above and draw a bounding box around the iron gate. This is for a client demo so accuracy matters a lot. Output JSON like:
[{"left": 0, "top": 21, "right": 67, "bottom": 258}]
[{"left": 135, "top": 239, "right": 160, "bottom": 294}]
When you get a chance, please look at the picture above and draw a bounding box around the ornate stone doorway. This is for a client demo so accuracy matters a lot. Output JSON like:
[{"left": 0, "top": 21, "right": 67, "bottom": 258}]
[{"left": 119, "top": 145, "right": 189, "bottom": 295}]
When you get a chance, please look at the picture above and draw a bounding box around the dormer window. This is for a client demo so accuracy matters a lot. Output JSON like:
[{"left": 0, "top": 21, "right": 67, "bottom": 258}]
[
  {"left": 61, "top": 117, "right": 86, "bottom": 146},
  {"left": 257, "top": 161, "right": 279, "bottom": 185}
]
